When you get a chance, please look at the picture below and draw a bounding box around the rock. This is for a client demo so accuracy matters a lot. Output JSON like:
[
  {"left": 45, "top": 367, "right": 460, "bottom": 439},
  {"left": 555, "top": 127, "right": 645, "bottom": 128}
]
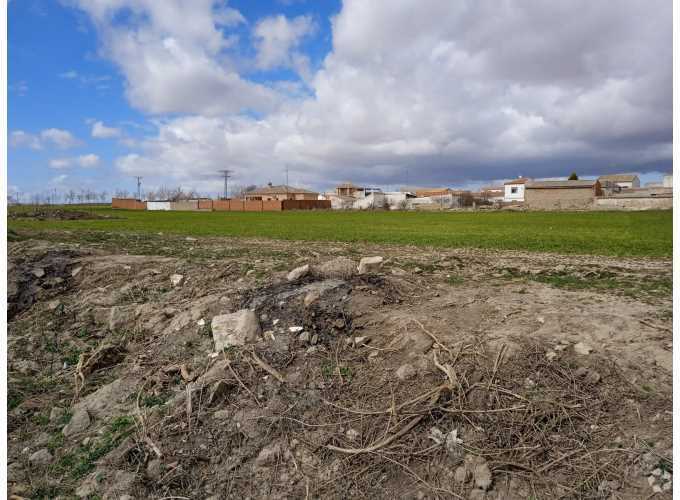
[
  {"left": 170, "top": 274, "right": 184, "bottom": 287},
  {"left": 316, "top": 257, "right": 356, "bottom": 279},
  {"left": 108, "top": 305, "right": 133, "bottom": 331},
  {"left": 545, "top": 350, "right": 557, "bottom": 361},
  {"left": 445, "top": 429, "right": 464, "bottom": 457},
  {"left": 454, "top": 465, "right": 470, "bottom": 484},
  {"left": 63, "top": 408, "right": 91, "bottom": 437},
  {"left": 14, "top": 359, "right": 40, "bottom": 374},
  {"left": 287, "top": 264, "right": 310, "bottom": 282},
  {"left": 304, "top": 290, "right": 321, "bottom": 307},
  {"left": 311, "top": 334, "right": 319, "bottom": 345},
  {"left": 402, "top": 327, "right": 433, "bottom": 354},
  {"left": 29, "top": 448, "right": 53, "bottom": 466},
  {"left": 73, "top": 377, "right": 135, "bottom": 419},
  {"left": 346, "top": 429, "right": 360, "bottom": 441},
  {"left": 299, "top": 331, "right": 310, "bottom": 343},
  {"left": 391, "top": 267, "right": 408, "bottom": 276},
  {"left": 396, "top": 363, "right": 416, "bottom": 380},
  {"left": 185, "top": 237, "right": 197, "bottom": 241},
  {"left": 47, "top": 300, "right": 62, "bottom": 311},
  {"left": 289, "top": 326, "right": 304, "bottom": 333},
  {"left": 147, "top": 459, "right": 163, "bottom": 480},
  {"left": 211, "top": 310, "right": 261, "bottom": 351},
  {"left": 213, "top": 410, "right": 230, "bottom": 420},
  {"left": 573, "top": 342, "right": 592, "bottom": 355},
  {"left": 358, "top": 256, "right": 383, "bottom": 275},
  {"left": 50, "top": 407, "right": 66, "bottom": 423},
  {"left": 32, "top": 268, "right": 45, "bottom": 278},
  {"left": 429, "top": 427, "right": 445, "bottom": 444},
  {"left": 255, "top": 443, "right": 282, "bottom": 466},
  {"left": 71, "top": 266, "right": 83, "bottom": 277},
  {"left": 472, "top": 459, "right": 492, "bottom": 491},
  {"left": 104, "top": 470, "right": 136, "bottom": 498},
  {"left": 468, "top": 489, "right": 486, "bottom": 500},
  {"left": 75, "top": 472, "right": 100, "bottom": 498}
]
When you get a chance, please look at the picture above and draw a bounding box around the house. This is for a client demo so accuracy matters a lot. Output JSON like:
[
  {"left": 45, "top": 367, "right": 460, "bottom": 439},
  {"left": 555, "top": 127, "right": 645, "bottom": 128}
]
[
  {"left": 597, "top": 174, "right": 640, "bottom": 190},
  {"left": 524, "top": 180, "right": 602, "bottom": 210},
  {"left": 480, "top": 186, "right": 504, "bottom": 203},
  {"left": 503, "top": 178, "right": 530, "bottom": 202},
  {"left": 415, "top": 188, "right": 452, "bottom": 198},
  {"left": 244, "top": 183, "right": 319, "bottom": 201},
  {"left": 335, "top": 182, "right": 365, "bottom": 198}
]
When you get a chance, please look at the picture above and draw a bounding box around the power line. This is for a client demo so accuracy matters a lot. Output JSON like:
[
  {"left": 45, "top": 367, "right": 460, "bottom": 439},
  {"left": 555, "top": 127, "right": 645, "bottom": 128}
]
[{"left": 218, "top": 169, "right": 233, "bottom": 200}]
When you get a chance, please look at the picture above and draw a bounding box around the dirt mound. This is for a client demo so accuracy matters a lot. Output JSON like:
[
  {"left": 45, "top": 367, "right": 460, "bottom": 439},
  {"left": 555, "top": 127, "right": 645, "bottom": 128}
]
[
  {"left": 9, "top": 208, "right": 115, "bottom": 220},
  {"left": 6, "top": 236, "right": 672, "bottom": 499}
]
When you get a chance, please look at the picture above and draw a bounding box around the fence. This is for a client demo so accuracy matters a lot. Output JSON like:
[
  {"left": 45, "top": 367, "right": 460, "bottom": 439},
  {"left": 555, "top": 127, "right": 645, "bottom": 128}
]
[{"left": 112, "top": 198, "right": 147, "bottom": 210}]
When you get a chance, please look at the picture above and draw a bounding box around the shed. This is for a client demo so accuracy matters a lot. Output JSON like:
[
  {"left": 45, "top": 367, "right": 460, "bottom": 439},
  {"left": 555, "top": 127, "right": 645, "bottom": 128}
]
[
  {"left": 503, "top": 178, "right": 530, "bottom": 202},
  {"left": 525, "top": 180, "right": 602, "bottom": 210}
]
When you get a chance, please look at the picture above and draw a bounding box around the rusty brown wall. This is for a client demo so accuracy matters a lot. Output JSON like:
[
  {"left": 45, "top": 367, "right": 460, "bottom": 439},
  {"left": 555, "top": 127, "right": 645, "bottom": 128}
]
[
  {"left": 281, "top": 200, "right": 331, "bottom": 210},
  {"left": 197, "top": 199, "right": 213, "bottom": 210},
  {"left": 525, "top": 188, "right": 595, "bottom": 210},
  {"left": 111, "top": 198, "right": 147, "bottom": 210},
  {"left": 262, "top": 200, "right": 283, "bottom": 211}
]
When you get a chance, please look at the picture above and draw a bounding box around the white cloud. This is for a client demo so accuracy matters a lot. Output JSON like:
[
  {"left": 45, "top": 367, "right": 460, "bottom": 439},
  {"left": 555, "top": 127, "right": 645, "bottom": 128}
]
[
  {"left": 49, "top": 158, "right": 73, "bottom": 169},
  {"left": 70, "top": 0, "right": 277, "bottom": 116},
  {"left": 77, "top": 154, "right": 101, "bottom": 167},
  {"left": 59, "top": 70, "right": 79, "bottom": 79},
  {"left": 73, "top": 0, "right": 670, "bottom": 187},
  {"left": 49, "top": 154, "right": 101, "bottom": 169},
  {"left": 253, "top": 15, "right": 316, "bottom": 72},
  {"left": 91, "top": 121, "right": 122, "bottom": 138},
  {"left": 40, "top": 128, "right": 80, "bottom": 149},
  {"left": 10, "top": 130, "right": 42, "bottom": 149}
]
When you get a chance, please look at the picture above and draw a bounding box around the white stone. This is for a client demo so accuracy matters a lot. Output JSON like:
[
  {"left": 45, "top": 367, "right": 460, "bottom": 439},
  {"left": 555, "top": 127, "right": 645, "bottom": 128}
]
[
  {"left": 29, "top": 448, "right": 53, "bottom": 466},
  {"left": 289, "top": 326, "right": 304, "bottom": 333},
  {"left": 211, "top": 310, "right": 261, "bottom": 351},
  {"left": 573, "top": 342, "right": 593, "bottom": 355},
  {"left": 287, "top": 264, "right": 310, "bottom": 282},
  {"left": 170, "top": 274, "right": 184, "bottom": 287},
  {"left": 357, "top": 256, "right": 383, "bottom": 274},
  {"left": 63, "top": 408, "right": 91, "bottom": 437},
  {"left": 396, "top": 363, "right": 416, "bottom": 380}
]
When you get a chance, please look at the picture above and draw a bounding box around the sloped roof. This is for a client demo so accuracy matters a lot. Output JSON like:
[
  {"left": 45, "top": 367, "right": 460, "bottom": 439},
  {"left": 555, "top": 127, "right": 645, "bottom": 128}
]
[
  {"left": 526, "top": 180, "right": 598, "bottom": 189},
  {"left": 598, "top": 174, "right": 639, "bottom": 182},
  {"left": 336, "top": 182, "right": 363, "bottom": 189},
  {"left": 248, "top": 184, "right": 318, "bottom": 195}
]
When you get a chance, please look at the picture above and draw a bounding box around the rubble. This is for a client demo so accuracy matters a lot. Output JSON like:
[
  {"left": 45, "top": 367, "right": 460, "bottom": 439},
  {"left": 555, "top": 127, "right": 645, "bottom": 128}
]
[
  {"left": 287, "top": 264, "right": 310, "bottom": 282},
  {"left": 211, "top": 309, "right": 261, "bottom": 350},
  {"left": 62, "top": 408, "right": 91, "bottom": 437},
  {"left": 357, "top": 256, "right": 383, "bottom": 274}
]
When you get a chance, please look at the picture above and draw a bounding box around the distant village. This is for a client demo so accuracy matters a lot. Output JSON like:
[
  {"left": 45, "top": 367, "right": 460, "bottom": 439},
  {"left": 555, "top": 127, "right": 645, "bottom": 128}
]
[{"left": 112, "top": 171, "right": 673, "bottom": 212}]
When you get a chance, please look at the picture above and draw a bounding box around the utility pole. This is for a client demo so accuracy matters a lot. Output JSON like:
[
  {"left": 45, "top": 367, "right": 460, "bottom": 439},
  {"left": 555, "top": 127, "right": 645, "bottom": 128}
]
[
  {"left": 218, "top": 169, "right": 233, "bottom": 200},
  {"left": 285, "top": 166, "right": 289, "bottom": 200},
  {"left": 134, "top": 176, "right": 143, "bottom": 200}
]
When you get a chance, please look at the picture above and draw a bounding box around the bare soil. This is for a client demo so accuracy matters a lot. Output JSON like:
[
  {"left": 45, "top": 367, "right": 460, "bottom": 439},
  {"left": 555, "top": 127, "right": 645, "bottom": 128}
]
[{"left": 7, "top": 232, "right": 672, "bottom": 499}]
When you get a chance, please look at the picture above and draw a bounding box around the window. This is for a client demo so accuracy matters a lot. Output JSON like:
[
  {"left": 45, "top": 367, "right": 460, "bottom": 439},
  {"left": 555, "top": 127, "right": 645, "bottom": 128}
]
[{"left": 511, "top": 187, "right": 518, "bottom": 194}]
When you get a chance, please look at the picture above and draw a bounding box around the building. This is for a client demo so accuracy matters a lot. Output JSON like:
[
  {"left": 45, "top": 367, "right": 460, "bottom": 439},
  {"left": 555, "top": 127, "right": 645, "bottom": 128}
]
[
  {"left": 503, "top": 178, "right": 530, "bottom": 202},
  {"left": 597, "top": 174, "right": 640, "bottom": 190},
  {"left": 245, "top": 183, "right": 319, "bottom": 201},
  {"left": 524, "top": 180, "right": 602, "bottom": 210},
  {"left": 147, "top": 200, "right": 171, "bottom": 211},
  {"left": 663, "top": 174, "right": 673, "bottom": 188},
  {"left": 335, "top": 182, "right": 365, "bottom": 197},
  {"left": 480, "top": 186, "right": 504, "bottom": 203},
  {"left": 415, "top": 188, "right": 452, "bottom": 198}
]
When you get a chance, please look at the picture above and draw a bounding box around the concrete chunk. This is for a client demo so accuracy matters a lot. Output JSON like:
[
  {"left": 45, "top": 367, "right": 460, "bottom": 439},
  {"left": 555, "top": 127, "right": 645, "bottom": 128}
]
[
  {"left": 211, "top": 310, "right": 261, "bottom": 351},
  {"left": 358, "top": 256, "right": 383, "bottom": 275}
]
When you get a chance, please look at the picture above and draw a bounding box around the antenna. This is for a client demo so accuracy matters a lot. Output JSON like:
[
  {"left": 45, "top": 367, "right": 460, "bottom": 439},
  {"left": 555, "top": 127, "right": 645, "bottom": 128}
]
[
  {"left": 218, "top": 169, "right": 233, "bottom": 200},
  {"left": 133, "top": 176, "right": 142, "bottom": 200}
]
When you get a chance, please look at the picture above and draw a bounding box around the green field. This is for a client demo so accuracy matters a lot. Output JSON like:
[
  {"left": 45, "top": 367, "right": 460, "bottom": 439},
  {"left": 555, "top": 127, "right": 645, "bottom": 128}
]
[{"left": 7, "top": 206, "right": 672, "bottom": 258}]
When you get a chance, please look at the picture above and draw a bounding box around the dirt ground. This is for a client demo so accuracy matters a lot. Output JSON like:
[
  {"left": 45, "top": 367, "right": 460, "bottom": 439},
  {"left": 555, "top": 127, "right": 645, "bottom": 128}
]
[{"left": 7, "top": 231, "right": 673, "bottom": 499}]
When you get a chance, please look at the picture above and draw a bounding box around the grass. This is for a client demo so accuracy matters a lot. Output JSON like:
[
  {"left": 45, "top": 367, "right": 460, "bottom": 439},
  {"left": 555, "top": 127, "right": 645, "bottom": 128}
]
[{"left": 7, "top": 205, "right": 672, "bottom": 258}]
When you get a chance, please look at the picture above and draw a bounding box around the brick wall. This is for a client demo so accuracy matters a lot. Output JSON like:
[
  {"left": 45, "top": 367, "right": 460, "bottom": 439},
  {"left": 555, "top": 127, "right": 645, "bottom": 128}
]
[{"left": 111, "top": 198, "right": 147, "bottom": 210}]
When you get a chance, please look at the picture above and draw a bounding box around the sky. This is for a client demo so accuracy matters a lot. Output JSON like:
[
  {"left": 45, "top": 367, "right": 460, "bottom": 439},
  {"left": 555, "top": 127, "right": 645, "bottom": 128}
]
[{"left": 8, "top": 0, "right": 673, "bottom": 200}]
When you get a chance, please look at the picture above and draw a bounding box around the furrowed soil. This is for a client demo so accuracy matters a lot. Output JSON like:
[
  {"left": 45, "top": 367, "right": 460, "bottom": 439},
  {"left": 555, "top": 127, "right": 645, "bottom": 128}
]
[{"left": 7, "top": 230, "right": 672, "bottom": 499}]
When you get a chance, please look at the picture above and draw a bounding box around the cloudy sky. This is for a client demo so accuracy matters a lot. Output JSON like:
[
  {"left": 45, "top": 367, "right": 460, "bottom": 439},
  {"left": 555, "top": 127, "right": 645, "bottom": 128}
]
[{"left": 8, "top": 0, "right": 672, "bottom": 198}]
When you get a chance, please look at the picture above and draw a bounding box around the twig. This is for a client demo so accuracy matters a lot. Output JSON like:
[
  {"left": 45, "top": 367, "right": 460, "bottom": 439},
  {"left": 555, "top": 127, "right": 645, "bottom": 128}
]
[
  {"left": 250, "top": 349, "right": 286, "bottom": 383},
  {"left": 411, "top": 319, "right": 452, "bottom": 355}
]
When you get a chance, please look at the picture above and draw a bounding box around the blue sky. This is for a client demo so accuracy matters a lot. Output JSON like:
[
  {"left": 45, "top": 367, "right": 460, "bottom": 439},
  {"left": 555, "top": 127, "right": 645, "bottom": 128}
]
[{"left": 8, "top": 0, "right": 672, "bottom": 200}]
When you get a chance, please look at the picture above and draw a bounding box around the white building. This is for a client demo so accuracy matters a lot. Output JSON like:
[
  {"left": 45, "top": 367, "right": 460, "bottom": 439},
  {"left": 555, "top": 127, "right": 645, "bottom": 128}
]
[
  {"left": 503, "top": 178, "right": 529, "bottom": 202},
  {"left": 147, "top": 200, "right": 171, "bottom": 211},
  {"left": 663, "top": 174, "right": 672, "bottom": 188},
  {"left": 597, "top": 174, "right": 640, "bottom": 190}
]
